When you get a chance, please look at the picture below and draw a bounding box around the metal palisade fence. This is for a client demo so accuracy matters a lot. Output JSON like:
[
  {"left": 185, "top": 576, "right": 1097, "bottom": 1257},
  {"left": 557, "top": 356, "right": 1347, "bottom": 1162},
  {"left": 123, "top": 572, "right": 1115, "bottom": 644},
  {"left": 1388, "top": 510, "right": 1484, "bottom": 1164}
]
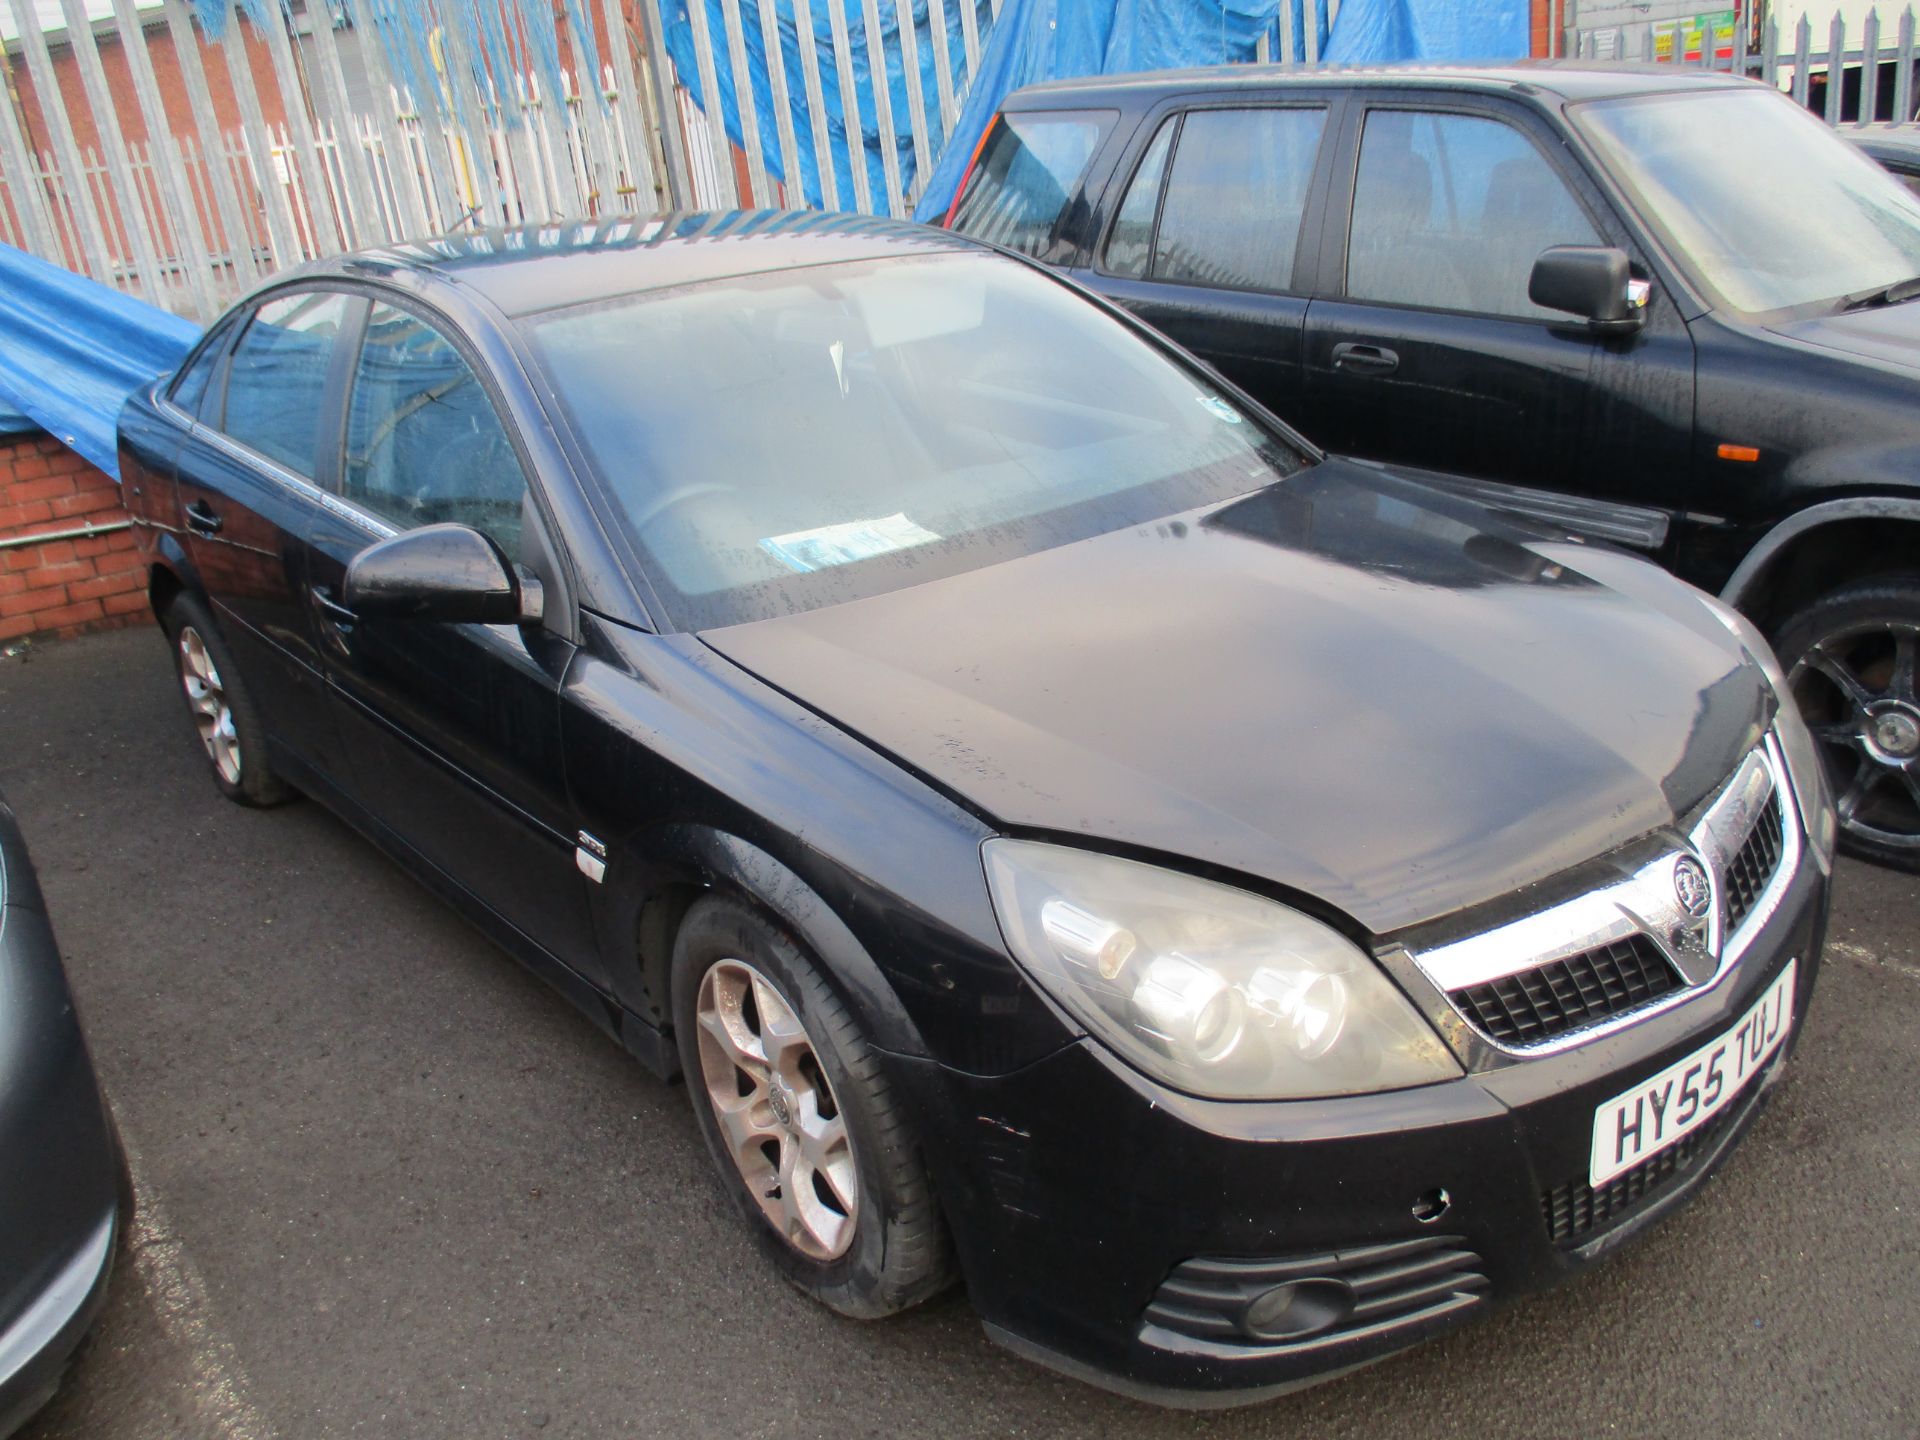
[
  {"left": 0, "top": 0, "right": 1379, "bottom": 320},
  {"left": 1571, "top": 4, "right": 1920, "bottom": 127},
  {"left": 0, "top": 0, "right": 972, "bottom": 318},
  {"left": 1, "top": 1, "right": 1911, "bottom": 324},
  {"left": 0, "top": 0, "right": 735, "bottom": 318}
]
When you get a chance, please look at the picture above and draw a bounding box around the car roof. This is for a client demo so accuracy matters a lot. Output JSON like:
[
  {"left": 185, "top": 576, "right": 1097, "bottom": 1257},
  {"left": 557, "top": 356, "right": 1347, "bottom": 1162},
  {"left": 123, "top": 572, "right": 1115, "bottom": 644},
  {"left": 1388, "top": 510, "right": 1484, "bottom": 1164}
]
[
  {"left": 1846, "top": 122, "right": 1920, "bottom": 158},
  {"left": 290, "top": 210, "right": 986, "bottom": 317},
  {"left": 1005, "top": 60, "right": 1762, "bottom": 109}
]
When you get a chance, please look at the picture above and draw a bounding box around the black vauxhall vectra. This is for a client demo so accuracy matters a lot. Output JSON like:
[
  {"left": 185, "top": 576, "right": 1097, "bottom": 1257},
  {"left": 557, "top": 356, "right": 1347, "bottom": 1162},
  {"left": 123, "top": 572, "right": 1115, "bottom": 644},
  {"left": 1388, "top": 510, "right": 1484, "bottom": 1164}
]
[{"left": 115, "top": 212, "right": 1835, "bottom": 1405}]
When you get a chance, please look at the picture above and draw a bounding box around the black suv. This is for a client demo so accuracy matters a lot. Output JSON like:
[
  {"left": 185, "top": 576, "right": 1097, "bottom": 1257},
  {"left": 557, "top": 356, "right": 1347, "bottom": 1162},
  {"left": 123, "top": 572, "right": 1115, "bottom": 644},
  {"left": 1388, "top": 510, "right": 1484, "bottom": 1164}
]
[{"left": 945, "top": 63, "right": 1920, "bottom": 870}]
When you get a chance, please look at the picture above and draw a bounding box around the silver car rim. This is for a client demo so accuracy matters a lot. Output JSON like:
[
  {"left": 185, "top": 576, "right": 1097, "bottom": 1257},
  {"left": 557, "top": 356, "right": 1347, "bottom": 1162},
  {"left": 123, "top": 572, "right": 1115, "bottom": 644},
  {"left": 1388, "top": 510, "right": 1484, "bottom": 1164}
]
[
  {"left": 178, "top": 626, "right": 242, "bottom": 787},
  {"left": 1792, "top": 618, "right": 1920, "bottom": 851},
  {"left": 693, "top": 957, "right": 859, "bottom": 1262}
]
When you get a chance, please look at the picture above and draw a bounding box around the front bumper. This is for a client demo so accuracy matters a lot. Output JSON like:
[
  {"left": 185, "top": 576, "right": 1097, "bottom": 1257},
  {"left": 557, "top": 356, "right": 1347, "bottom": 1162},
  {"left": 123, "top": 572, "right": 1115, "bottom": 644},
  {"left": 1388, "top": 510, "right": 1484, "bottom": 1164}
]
[{"left": 894, "top": 846, "right": 1828, "bottom": 1406}]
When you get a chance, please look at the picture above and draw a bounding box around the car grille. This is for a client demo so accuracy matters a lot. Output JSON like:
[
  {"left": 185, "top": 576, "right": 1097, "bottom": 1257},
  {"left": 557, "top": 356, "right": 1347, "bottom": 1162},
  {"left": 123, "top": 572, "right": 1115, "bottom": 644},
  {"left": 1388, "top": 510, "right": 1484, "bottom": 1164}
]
[
  {"left": 1723, "top": 792, "right": 1785, "bottom": 936},
  {"left": 1542, "top": 1102, "right": 1741, "bottom": 1245},
  {"left": 1449, "top": 934, "right": 1682, "bottom": 1049},
  {"left": 1141, "top": 1236, "right": 1488, "bottom": 1352}
]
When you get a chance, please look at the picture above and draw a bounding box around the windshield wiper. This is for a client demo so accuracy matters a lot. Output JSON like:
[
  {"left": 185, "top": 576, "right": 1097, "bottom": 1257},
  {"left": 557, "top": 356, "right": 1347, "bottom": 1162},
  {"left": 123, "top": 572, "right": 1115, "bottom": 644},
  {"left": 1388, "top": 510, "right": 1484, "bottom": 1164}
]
[{"left": 1837, "top": 275, "right": 1920, "bottom": 311}]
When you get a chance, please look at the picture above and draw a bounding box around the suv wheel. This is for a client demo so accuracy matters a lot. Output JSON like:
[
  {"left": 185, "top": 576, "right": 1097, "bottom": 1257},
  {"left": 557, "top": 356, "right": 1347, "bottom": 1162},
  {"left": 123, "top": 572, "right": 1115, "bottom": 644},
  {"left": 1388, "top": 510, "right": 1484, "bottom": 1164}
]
[
  {"left": 670, "top": 895, "right": 952, "bottom": 1318},
  {"left": 161, "top": 593, "right": 294, "bottom": 807},
  {"left": 1775, "top": 575, "right": 1920, "bottom": 871}
]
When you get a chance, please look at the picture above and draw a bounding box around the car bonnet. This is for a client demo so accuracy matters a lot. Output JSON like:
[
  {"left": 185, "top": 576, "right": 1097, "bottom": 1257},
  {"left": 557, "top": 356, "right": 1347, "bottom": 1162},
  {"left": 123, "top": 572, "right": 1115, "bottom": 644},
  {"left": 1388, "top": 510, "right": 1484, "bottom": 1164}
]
[{"left": 698, "top": 460, "right": 1770, "bottom": 937}]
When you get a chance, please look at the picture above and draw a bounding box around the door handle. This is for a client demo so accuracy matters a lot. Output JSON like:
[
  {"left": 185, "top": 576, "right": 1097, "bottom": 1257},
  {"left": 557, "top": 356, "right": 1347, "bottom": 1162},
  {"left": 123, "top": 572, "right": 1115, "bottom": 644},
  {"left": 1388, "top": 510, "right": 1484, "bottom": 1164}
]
[
  {"left": 1330, "top": 342, "right": 1400, "bottom": 376},
  {"left": 311, "top": 585, "right": 358, "bottom": 629},
  {"left": 183, "top": 499, "right": 224, "bottom": 535}
]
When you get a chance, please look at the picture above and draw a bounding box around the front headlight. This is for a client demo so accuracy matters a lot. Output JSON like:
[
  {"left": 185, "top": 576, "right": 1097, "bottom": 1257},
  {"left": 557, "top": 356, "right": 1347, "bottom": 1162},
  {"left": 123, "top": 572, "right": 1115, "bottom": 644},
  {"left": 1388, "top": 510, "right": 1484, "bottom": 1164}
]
[
  {"left": 1699, "top": 594, "right": 1838, "bottom": 871},
  {"left": 982, "top": 840, "right": 1461, "bottom": 1100}
]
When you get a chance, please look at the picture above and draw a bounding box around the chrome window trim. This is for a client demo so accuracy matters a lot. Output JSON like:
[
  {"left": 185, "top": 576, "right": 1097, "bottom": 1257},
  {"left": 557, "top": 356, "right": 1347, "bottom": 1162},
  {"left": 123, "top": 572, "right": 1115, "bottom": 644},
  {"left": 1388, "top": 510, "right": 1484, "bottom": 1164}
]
[
  {"left": 1409, "top": 733, "right": 1801, "bottom": 1059},
  {"left": 164, "top": 393, "right": 397, "bottom": 543}
]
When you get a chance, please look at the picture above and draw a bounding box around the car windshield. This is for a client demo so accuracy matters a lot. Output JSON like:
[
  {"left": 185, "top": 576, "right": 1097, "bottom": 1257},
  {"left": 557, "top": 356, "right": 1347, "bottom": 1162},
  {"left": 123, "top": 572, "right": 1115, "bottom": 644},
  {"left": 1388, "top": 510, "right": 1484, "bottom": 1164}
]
[
  {"left": 1575, "top": 88, "right": 1920, "bottom": 315},
  {"left": 522, "top": 251, "right": 1306, "bottom": 630}
]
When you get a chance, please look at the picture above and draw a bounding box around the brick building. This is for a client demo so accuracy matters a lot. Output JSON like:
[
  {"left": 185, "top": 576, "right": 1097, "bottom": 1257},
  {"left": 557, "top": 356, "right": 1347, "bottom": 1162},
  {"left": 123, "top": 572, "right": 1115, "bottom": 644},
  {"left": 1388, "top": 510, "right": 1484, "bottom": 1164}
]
[{"left": 2, "top": 3, "right": 296, "bottom": 153}]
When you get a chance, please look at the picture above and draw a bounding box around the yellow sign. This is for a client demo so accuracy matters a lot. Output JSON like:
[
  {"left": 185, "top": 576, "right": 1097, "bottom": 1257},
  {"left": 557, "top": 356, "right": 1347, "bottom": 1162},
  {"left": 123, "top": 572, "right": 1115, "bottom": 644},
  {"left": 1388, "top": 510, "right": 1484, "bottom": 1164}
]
[{"left": 1653, "top": 8, "right": 1738, "bottom": 63}]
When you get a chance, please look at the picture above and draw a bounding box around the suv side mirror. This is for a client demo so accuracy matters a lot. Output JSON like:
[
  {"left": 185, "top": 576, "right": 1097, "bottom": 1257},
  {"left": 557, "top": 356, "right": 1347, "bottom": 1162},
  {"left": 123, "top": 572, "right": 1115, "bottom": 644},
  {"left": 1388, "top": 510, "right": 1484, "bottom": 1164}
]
[
  {"left": 1529, "top": 246, "right": 1646, "bottom": 334},
  {"left": 344, "top": 523, "right": 541, "bottom": 625}
]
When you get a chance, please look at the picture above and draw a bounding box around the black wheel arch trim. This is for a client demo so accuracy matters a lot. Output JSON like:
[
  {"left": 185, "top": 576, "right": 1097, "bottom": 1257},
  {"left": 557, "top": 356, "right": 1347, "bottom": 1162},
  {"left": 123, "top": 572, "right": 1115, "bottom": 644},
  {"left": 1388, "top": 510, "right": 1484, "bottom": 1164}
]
[
  {"left": 1721, "top": 496, "right": 1920, "bottom": 612},
  {"left": 145, "top": 532, "right": 202, "bottom": 615},
  {"left": 615, "top": 823, "right": 938, "bottom": 1067}
]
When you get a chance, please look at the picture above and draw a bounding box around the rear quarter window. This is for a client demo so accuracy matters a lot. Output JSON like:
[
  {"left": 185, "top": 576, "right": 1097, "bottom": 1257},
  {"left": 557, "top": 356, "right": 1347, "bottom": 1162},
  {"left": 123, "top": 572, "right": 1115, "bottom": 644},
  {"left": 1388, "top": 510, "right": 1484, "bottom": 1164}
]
[
  {"left": 948, "top": 111, "right": 1114, "bottom": 260},
  {"left": 168, "top": 316, "right": 236, "bottom": 420}
]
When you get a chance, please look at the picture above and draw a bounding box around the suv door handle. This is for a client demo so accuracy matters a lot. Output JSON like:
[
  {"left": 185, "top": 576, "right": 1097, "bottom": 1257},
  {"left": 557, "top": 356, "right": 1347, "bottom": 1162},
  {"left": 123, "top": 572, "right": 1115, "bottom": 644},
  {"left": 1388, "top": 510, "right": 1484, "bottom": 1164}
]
[
  {"left": 183, "top": 499, "right": 224, "bottom": 535},
  {"left": 1331, "top": 342, "right": 1400, "bottom": 376}
]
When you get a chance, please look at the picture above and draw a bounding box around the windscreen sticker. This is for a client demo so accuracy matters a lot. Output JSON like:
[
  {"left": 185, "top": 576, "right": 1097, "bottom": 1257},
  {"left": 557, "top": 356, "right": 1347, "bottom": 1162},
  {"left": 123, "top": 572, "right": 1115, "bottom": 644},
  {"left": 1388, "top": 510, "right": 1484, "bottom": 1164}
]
[
  {"left": 759, "top": 512, "right": 943, "bottom": 573},
  {"left": 1196, "top": 394, "right": 1243, "bottom": 424}
]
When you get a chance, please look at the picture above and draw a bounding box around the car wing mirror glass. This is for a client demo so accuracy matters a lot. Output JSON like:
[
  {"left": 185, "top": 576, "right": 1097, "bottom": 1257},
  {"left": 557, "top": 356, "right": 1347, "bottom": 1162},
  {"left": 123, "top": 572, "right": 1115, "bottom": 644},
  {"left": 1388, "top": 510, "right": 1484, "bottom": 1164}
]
[
  {"left": 342, "top": 523, "right": 534, "bottom": 624},
  {"left": 1529, "top": 245, "right": 1646, "bottom": 334}
]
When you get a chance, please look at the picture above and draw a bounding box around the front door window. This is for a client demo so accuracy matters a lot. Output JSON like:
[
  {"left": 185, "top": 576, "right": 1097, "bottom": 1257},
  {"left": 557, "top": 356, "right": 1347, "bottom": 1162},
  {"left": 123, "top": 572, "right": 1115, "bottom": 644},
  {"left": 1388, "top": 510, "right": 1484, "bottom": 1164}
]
[{"left": 1345, "top": 110, "right": 1601, "bottom": 319}]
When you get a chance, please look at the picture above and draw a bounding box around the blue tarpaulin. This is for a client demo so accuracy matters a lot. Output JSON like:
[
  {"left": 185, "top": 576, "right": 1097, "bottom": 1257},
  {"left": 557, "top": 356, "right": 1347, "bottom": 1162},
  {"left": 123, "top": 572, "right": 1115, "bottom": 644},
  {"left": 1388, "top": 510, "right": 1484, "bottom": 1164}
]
[
  {"left": 0, "top": 243, "right": 200, "bottom": 479},
  {"left": 911, "top": 0, "right": 1528, "bottom": 221},
  {"left": 664, "top": 0, "right": 993, "bottom": 212}
]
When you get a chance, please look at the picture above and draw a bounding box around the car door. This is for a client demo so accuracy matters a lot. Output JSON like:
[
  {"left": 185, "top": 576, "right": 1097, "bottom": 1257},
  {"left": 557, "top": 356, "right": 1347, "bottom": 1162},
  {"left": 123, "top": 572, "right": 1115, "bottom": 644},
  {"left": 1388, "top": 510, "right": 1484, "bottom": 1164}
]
[
  {"left": 169, "top": 288, "right": 361, "bottom": 775},
  {"left": 302, "top": 296, "right": 602, "bottom": 982},
  {"left": 1294, "top": 99, "right": 1690, "bottom": 561},
  {"left": 1071, "top": 97, "right": 1342, "bottom": 426}
]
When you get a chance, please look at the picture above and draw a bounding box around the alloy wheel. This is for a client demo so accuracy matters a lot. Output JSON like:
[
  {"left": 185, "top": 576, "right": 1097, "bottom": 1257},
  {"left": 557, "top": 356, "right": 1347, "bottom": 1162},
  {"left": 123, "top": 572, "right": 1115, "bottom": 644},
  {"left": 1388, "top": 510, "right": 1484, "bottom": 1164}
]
[
  {"left": 1791, "top": 618, "right": 1920, "bottom": 853},
  {"left": 693, "top": 958, "right": 860, "bottom": 1261},
  {"left": 178, "top": 625, "right": 242, "bottom": 786}
]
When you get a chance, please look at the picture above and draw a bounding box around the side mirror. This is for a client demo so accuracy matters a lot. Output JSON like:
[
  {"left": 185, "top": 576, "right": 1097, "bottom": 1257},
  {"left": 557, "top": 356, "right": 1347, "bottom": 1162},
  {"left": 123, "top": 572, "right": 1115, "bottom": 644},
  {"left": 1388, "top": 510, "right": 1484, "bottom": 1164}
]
[
  {"left": 343, "top": 523, "right": 541, "bottom": 625},
  {"left": 1528, "top": 245, "right": 1646, "bottom": 334}
]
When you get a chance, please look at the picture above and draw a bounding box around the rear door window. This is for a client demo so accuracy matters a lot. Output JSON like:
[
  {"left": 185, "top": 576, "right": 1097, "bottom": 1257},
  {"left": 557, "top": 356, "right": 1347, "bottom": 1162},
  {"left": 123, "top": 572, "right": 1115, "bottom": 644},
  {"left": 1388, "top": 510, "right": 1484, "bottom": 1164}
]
[
  {"left": 1345, "top": 109, "right": 1603, "bottom": 318},
  {"left": 1103, "top": 107, "right": 1329, "bottom": 293},
  {"left": 220, "top": 290, "right": 353, "bottom": 477},
  {"left": 948, "top": 111, "right": 1113, "bottom": 260}
]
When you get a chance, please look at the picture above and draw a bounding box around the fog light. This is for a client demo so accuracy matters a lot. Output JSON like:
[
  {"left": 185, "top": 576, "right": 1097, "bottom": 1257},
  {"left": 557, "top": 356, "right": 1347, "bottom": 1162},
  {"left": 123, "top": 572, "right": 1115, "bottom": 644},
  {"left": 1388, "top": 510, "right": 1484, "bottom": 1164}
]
[{"left": 1241, "top": 1278, "right": 1357, "bottom": 1342}]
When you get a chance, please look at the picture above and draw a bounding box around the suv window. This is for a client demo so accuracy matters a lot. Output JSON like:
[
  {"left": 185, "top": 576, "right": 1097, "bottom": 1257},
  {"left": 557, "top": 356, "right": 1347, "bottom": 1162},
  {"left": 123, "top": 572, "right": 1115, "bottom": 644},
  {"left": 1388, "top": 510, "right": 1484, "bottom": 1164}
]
[
  {"left": 343, "top": 301, "right": 527, "bottom": 558},
  {"left": 1104, "top": 118, "right": 1174, "bottom": 277},
  {"left": 1109, "top": 107, "right": 1328, "bottom": 292},
  {"left": 1346, "top": 110, "right": 1602, "bottom": 319},
  {"left": 221, "top": 290, "right": 353, "bottom": 476},
  {"left": 949, "top": 111, "right": 1111, "bottom": 259}
]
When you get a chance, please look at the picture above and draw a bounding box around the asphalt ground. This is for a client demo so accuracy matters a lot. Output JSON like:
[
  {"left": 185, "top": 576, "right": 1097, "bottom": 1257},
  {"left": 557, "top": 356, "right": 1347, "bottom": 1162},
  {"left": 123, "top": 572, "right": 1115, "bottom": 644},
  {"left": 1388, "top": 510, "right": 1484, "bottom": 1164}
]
[{"left": 3, "top": 625, "right": 1916, "bottom": 1439}]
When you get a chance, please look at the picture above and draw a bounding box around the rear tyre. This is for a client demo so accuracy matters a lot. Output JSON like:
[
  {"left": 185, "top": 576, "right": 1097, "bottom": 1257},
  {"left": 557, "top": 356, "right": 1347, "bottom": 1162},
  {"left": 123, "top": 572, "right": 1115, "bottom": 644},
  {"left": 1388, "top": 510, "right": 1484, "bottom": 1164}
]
[
  {"left": 670, "top": 894, "right": 953, "bottom": 1319},
  {"left": 1773, "top": 575, "right": 1920, "bottom": 872},
  {"left": 160, "top": 592, "right": 294, "bottom": 808}
]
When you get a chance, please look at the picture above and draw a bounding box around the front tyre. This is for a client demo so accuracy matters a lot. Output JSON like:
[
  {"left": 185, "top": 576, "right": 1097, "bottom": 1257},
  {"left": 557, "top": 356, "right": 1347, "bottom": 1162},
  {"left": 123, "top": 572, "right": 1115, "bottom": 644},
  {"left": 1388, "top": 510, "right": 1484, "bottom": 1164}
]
[
  {"left": 1774, "top": 575, "right": 1920, "bottom": 871},
  {"left": 670, "top": 895, "right": 952, "bottom": 1318},
  {"left": 160, "top": 592, "right": 294, "bottom": 808}
]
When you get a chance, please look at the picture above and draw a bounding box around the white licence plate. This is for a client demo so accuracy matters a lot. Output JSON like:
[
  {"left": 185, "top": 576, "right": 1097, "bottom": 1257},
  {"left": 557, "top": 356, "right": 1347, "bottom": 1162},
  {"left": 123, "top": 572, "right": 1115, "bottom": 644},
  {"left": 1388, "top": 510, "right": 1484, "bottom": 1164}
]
[{"left": 1588, "top": 960, "right": 1797, "bottom": 1188}]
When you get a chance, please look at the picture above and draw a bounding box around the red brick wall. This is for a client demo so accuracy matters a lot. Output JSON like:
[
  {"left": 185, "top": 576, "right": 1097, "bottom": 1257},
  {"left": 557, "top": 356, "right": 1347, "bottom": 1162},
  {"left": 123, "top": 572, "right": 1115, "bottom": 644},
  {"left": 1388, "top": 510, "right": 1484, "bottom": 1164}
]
[
  {"left": 1531, "top": 0, "right": 1554, "bottom": 57},
  {"left": 0, "top": 435, "right": 146, "bottom": 645}
]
